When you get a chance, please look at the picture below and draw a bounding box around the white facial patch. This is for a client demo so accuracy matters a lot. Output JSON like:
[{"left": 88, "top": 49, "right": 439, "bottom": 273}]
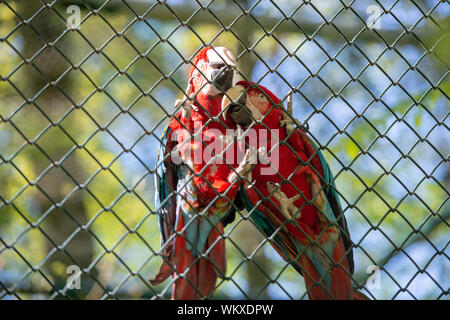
[
  {"left": 221, "top": 85, "right": 263, "bottom": 121},
  {"left": 201, "top": 77, "right": 222, "bottom": 96},
  {"left": 245, "top": 95, "right": 263, "bottom": 120},
  {"left": 200, "top": 47, "right": 237, "bottom": 97},
  {"left": 206, "top": 47, "right": 236, "bottom": 67}
]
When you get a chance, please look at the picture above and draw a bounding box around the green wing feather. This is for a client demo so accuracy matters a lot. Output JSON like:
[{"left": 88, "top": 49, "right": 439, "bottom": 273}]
[
  {"left": 307, "top": 138, "right": 354, "bottom": 274},
  {"left": 155, "top": 124, "right": 177, "bottom": 245}
]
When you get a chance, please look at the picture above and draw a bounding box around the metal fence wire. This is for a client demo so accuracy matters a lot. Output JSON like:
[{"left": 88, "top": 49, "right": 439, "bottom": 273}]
[{"left": 0, "top": 0, "right": 449, "bottom": 300}]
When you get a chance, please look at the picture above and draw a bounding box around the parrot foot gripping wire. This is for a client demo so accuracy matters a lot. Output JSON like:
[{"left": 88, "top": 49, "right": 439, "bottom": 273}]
[
  {"left": 279, "top": 91, "right": 309, "bottom": 135},
  {"left": 267, "top": 182, "right": 302, "bottom": 220},
  {"left": 227, "top": 146, "right": 266, "bottom": 184},
  {"left": 175, "top": 77, "right": 198, "bottom": 120}
]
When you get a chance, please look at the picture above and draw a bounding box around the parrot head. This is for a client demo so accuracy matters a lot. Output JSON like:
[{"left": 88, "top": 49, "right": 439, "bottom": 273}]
[
  {"left": 221, "top": 80, "right": 281, "bottom": 127},
  {"left": 188, "top": 46, "right": 236, "bottom": 100}
]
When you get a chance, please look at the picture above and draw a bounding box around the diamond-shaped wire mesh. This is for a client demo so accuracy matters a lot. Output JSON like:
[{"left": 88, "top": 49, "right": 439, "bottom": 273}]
[{"left": 0, "top": 0, "right": 448, "bottom": 300}]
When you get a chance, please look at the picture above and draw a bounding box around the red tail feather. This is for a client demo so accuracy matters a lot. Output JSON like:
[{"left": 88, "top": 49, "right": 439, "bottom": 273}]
[
  {"left": 299, "top": 253, "right": 333, "bottom": 299},
  {"left": 353, "top": 290, "right": 370, "bottom": 300},
  {"left": 172, "top": 214, "right": 186, "bottom": 266},
  {"left": 208, "top": 223, "right": 226, "bottom": 278},
  {"left": 172, "top": 252, "right": 199, "bottom": 299},
  {"left": 197, "top": 257, "right": 217, "bottom": 298},
  {"left": 299, "top": 238, "right": 354, "bottom": 300},
  {"left": 169, "top": 220, "right": 226, "bottom": 300},
  {"left": 330, "top": 239, "right": 353, "bottom": 300}
]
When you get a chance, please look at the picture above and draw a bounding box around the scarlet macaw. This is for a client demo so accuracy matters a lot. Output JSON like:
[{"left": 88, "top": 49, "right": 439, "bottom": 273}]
[
  {"left": 151, "top": 47, "right": 250, "bottom": 299},
  {"left": 221, "top": 81, "right": 368, "bottom": 300}
]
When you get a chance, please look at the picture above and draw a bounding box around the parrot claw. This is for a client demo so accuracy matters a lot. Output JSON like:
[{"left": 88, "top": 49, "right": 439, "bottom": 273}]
[
  {"left": 227, "top": 147, "right": 262, "bottom": 184},
  {"left": 174, "top": 99, "right": 193, "bottom": 120},
  {"left": 246, "top": 180, "right": 256, "bottom": 190},
  {"left": 267, "top": 182, "right": 301, "bottom": 220},
  {"left": 280, "top": 91, "right": 303, "bottom": 136}
]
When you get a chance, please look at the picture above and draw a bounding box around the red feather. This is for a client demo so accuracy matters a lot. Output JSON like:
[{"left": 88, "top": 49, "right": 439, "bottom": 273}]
[
  {"left": 236, "top": 81, "right": 367, "bottom": 300},
  {"left": 153, "top": 47, "right": 240, "bottom": 300}
]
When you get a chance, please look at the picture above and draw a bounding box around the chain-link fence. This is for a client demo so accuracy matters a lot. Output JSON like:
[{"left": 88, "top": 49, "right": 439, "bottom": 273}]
[{"left": 0, "top": 0, "right": 448, "bottom": 300}]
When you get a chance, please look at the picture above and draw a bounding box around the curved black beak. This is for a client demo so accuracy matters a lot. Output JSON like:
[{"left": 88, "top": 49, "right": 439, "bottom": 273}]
[
  {"left": 222, "top": 88, "right": 253, "bottom": 127},
  {"left": 211, "top": 65, "right": 234, "bottom": 92},
  {"left": 228, "top": 102, "right": 253, "bottom": 127}
]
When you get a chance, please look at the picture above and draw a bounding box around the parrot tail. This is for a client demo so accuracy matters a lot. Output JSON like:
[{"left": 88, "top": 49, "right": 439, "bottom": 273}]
[
  {"left": 171, "top": 221, "right": 227, "bottom": 300},
  {"left": 299, "top": 238, "right": 354, "bottom": 300},
  {"left": 353, "top": 290, "right": 371, "bottom": 300}
]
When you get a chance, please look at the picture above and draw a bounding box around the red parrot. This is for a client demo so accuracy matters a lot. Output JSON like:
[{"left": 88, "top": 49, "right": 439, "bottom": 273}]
[
  {"left": 151, "top": 47, "right": 249, "bottom": 299},
  {"left": 221, "top": 81, "right": 368, "bottom": 300}
]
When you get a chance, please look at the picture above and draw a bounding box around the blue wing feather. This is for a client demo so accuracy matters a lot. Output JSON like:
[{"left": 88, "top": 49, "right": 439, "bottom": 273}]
[{"left": 155, "top": 124, "right": 177, "bottom": 245}]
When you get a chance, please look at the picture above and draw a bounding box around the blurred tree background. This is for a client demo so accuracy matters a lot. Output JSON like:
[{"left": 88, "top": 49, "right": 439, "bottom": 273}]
[{"left": 0, "top": 0, "right": 448, "bottom": 299}]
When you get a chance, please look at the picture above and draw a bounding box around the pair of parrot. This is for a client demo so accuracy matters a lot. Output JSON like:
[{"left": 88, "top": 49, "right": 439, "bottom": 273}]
[{"left": 151, "top": 46, "right": 367, "bottom": 300}]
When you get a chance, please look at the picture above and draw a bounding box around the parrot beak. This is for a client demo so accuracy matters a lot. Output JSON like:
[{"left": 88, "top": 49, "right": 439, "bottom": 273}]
[
  {"left": 221, "top": 85, "right": 245, "bottom": 120},
  {"left": 211, "top": 65, "right": 234, "bottom": 93},
  {"left": 202, "top": 47, "right": 236, "bottom": 95},
  {"left": 221, "top": 85, "right": 253, "bottom": 127}
]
